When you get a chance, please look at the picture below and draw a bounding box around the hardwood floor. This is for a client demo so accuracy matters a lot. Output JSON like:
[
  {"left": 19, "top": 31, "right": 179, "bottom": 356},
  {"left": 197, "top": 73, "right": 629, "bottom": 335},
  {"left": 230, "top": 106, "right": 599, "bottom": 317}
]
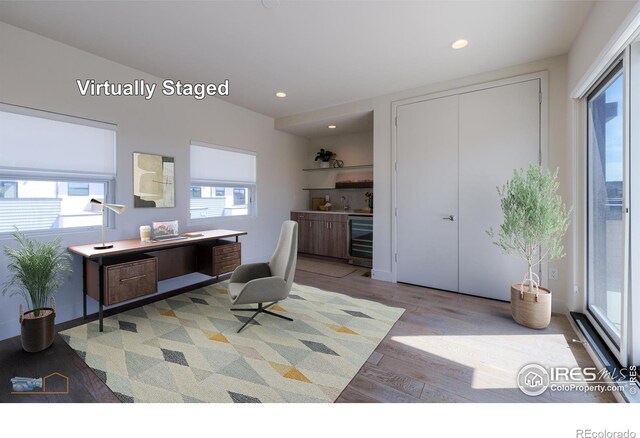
[
  {"left": 0, "top": 256, "right": 616, "bottom": 403},
  {"left": 294, "top": 257, "right": 616, "bottom": 403}
]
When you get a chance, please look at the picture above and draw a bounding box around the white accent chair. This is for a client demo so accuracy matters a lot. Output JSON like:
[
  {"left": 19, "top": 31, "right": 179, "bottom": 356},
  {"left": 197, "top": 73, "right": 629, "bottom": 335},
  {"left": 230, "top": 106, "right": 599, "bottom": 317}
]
[{"left": 228, "top": 221, "right": 298, "bottom": 333}]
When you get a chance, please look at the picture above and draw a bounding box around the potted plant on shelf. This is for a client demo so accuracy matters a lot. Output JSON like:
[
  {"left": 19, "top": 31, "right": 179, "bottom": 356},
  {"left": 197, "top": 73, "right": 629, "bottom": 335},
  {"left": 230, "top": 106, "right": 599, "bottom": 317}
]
[
  {"left": 364, "top": 192, "right": 373, "bottom": 212},
  {"left": 2, "top": 229, "right": 72, "bottom": 352},
  {"left": 487, "top": 165, "right": 570, "bottom": 329},
  {"left": 314, "top": 148, "right": 334, "bottom": 168}
]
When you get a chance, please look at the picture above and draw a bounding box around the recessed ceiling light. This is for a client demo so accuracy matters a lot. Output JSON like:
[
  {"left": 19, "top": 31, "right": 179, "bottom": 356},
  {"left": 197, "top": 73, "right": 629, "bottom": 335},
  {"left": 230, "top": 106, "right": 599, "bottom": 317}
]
[
  {"left": 451, "top": 39, "right": 469, "bottom": 49},
  {"left": 275, "top": 91, "right": 287, "bottom": 98},
  {"left": 327, "top": 125, "right": 337, "bottom": 129}
]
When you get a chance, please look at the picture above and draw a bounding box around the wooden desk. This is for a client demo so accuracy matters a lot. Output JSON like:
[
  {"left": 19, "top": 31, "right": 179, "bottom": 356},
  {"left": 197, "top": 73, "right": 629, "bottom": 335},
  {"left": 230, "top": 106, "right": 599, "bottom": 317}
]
[{"left": 68, "top": 229, "right": 247, "bottom": 331}]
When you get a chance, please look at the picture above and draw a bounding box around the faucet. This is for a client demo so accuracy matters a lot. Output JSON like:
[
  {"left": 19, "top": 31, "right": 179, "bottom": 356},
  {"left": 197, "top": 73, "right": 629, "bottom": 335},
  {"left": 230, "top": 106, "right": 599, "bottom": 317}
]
[{"left": 341, "top": 196, "right": 349, "bottom": 211}]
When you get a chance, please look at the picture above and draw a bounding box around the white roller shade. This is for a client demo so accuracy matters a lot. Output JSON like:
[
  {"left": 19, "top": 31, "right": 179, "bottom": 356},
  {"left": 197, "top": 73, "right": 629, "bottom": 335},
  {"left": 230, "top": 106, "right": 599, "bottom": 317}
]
[
  {"left": 191, "top": 143, "right": 256, "bottom": 184},
  {"left": 0, "top": 106, "right": 116, "bottom": 177}
]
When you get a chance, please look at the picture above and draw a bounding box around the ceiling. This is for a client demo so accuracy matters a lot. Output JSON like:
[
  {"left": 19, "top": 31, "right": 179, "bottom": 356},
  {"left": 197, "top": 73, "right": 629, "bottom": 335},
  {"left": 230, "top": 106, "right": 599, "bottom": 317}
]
[
  {"left": 279, "top": 111, "right": 374, "bottom": 139},
  {"left": 0, "top": 1, "right": 594, "bottom": 120}
]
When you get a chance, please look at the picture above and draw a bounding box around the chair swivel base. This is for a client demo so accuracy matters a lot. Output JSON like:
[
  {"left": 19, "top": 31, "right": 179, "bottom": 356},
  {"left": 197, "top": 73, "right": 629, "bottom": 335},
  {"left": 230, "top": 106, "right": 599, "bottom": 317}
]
[{"left": 231, "top": 302, "right": 293, "bottom": 333}]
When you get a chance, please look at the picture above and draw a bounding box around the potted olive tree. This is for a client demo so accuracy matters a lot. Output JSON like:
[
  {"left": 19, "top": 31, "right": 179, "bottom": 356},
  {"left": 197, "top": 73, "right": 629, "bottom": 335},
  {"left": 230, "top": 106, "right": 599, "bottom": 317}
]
[
  {"left": 2, "top": 229, "right": 72, "bottom": 352},
  {"left": 487, "top": 165, "right": 570, "bottom": 329}
]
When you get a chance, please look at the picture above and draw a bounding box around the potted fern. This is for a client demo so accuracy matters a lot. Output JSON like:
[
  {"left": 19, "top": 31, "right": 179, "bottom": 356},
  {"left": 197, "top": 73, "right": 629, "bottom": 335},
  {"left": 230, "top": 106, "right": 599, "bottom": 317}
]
[
  {"left": 314, "top": 148, "right": 334, "bottom": 168},
  {"left": 487, "top": 165, "right": 570, "bottom": 329},
  {"left": 2, "top": 229, "right": 72, "bottom": 352}
]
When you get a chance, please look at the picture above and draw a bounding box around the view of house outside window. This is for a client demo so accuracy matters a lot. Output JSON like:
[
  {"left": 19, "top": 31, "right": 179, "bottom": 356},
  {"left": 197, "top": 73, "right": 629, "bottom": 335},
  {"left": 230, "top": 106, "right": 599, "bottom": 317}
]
[
  {"left": 0, "top": 179, "right": 107, "bottom": 233},
  {"left": 189, "top": 185, "right": 250, "bottom": 218}
]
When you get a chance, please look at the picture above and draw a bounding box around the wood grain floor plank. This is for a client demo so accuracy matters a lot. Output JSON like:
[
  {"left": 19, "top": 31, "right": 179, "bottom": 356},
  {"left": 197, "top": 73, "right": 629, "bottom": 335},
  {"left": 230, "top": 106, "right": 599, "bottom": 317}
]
[
  {"left": 347, "top": 375, "right": 423, "bottom": 403},
  {"left": 335, "top": 386, "right": 379, "bottom": 403},
  {"left": 359, "top": 362, "right": 425, "bottom": 398},
  {"left": 366, "top": 351, "right": 384, "bottom": 365}
]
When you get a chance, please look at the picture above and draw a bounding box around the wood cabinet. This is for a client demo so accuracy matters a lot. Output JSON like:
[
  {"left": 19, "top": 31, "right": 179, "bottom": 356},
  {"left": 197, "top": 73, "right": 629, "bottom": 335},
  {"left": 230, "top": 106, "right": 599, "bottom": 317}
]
[
  {"left": 291, "top": 213, "right": 312, "bottom": 254},
  {"left": 327, "top": 220, "right": 348, "bottom": 259},
  {"left": 197, "top": 240, "right": 241, "bottom": 277},
  {"left": 291, "top": 212, "right": 348, "bottom": 259},
  {"left": 87, "top": 254, "right": 158, "bottom": 306}
]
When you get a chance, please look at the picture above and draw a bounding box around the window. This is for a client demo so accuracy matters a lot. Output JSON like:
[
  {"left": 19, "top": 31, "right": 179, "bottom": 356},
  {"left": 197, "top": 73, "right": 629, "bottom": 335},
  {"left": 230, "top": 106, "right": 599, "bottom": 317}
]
[
  {"left": 67, "top": 182, "right": 90, "bottom": 196},
  {"left": 233, "top": 188, "right": 246, "bottom": 206},
  {"left": 0, "top": 181, "right": 17, "bottom": 198},
  {"left": 0, "top": 104, "right": 116, "bottom": 233},
  {"left": 190, "top": 142, "right": 256, "bottom": 219},
  {"left": 587, "top": 60, "right": 625, "bottom": 346},
  {"left": 0, "top": 179, "right": 109, "bottom": 232},
  {"left": 190, "top": 186, "right": 202, "bottom": 198}
]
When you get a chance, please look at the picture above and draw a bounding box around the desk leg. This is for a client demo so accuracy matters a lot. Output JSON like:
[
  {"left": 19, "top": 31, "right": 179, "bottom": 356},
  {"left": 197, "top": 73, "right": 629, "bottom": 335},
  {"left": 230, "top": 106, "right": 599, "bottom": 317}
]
[
  {"left": 98, "top": 257, "right": 104, "bottom": 332},
  {"left": 82, "top": 258, "right": 87, "bottom": 319}
]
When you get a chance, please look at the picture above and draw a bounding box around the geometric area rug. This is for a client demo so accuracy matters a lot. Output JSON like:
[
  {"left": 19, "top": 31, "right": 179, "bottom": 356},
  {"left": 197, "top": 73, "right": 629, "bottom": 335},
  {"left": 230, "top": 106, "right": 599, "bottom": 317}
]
[{"left": 60, "top": 281, "right": 404, "bottom": 403}]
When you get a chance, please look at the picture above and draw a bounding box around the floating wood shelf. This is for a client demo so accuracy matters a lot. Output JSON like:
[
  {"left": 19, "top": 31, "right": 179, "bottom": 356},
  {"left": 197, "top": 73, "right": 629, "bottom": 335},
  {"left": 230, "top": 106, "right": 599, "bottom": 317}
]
[
  {"left": 303, "top": 187, "right": 372, "bottom": 191},
  {"left": 302, "top": 164, "right": 373, "bottom": 171}
]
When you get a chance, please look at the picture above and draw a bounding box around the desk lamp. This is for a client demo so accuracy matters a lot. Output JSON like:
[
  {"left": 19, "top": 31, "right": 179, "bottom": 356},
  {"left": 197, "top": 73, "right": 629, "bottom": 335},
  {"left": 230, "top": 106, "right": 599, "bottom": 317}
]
[{"left": 90, "top": 198, "right": 126, "bottom": 249}]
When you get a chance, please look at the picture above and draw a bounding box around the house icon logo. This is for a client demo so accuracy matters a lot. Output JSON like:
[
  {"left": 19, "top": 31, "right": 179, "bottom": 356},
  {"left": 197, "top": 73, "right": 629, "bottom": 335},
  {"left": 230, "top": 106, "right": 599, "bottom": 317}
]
[{"left": 517, "top": 364, "right": 550, "bottom": 396}]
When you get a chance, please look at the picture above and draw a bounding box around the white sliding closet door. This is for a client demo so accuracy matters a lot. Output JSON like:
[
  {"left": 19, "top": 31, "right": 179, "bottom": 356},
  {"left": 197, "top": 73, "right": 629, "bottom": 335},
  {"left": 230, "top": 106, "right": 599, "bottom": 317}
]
[
  {"left": 458, "top": 79, "right": 540, "bottom": 300},
  {"left": 396, "top": 96, "right": 459, "bottom": 291}
]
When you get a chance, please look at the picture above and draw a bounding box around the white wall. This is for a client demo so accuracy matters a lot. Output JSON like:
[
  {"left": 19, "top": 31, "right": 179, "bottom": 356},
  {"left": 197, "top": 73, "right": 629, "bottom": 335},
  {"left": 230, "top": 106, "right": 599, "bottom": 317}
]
[
  {"left": 0, "top": 22, "right": 309, "bottom": 341},
  {"left": 568, "top": 1, "right": 637, "bottom": 94},
  {"left": 307, "top": 131, "right": 374, "bottom": 167},
  {"left": 278, "top": 55, "right": 571, "bottom": 311}
]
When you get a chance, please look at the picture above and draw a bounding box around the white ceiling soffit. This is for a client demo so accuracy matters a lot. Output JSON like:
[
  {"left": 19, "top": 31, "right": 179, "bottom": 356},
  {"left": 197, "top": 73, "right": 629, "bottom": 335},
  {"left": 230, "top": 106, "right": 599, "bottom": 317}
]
[
  {"left": 280, "top": 111, "right": 374, "bottom": 139},
  {"left": 0, "top": 1, "right": 594, "bottom": 119}
]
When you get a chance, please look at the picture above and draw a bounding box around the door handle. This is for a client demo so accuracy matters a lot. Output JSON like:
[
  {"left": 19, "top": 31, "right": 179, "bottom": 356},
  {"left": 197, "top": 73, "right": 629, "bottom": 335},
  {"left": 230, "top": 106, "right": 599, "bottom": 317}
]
[{"left": 442, "top": 215, "right": 456, "bottom": 221}]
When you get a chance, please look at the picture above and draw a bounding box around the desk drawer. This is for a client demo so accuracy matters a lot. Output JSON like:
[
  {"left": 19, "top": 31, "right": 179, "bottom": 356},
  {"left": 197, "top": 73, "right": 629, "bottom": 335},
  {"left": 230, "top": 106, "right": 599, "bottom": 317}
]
[
  {"left": 216, "top": 250, "right": 240, "bottom": 264},
  {"left": 105, "top": 257, "right": 157, "bottom": 305},
  {"left": 197, "top": 240, "right": 241, "bottom": 277},
  {"left": 213, "top": 256, "right": 241, "bottom": 276},
  {"left": 213, "top": 241, "right": 241, "bottom": 256},
  {"left": 87, "top": 255, "right": 158, "bottom": 306}
]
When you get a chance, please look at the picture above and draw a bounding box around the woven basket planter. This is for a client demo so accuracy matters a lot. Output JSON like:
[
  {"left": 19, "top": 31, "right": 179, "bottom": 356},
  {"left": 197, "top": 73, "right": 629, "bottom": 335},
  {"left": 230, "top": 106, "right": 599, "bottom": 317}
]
[
  {"left": 21, "top": 308, "right": 56, "bottom": 352},
  {"left": 510, "top": 284, "right": 551, "bottom": 329}
]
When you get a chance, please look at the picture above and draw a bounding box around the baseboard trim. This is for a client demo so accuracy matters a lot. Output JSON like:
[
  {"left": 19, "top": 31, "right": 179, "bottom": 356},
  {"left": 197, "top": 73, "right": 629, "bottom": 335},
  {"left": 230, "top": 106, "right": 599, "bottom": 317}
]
[{"left": 371, "top": 269, "right": 393, "bottom": 282}]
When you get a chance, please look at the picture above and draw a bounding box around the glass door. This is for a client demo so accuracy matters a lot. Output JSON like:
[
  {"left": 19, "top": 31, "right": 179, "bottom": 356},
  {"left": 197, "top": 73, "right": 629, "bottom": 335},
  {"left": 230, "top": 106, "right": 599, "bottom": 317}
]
[{"left": 587, "top": 60, "right": 626, "bottom": 349}]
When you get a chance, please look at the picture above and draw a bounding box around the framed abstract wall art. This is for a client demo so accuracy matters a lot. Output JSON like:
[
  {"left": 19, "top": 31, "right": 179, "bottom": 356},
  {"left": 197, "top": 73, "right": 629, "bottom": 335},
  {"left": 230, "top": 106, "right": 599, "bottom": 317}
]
[{"left": 133, "top": 152, "right": 175, "bottom": 208}]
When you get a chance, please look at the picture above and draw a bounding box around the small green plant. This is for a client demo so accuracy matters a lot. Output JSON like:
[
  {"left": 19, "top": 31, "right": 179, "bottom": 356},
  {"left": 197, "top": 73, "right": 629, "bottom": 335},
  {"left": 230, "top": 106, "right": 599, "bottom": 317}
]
[
  {"left": 487, "top": 165, "right": 571, "bottom": 291},
  {"left": 2, "top": 229, "right": 72, "bottom": 315},
  {"left": 364, "top": 191, "right": 373, "bottom": 209},
  {"left": 314, "top": 148, "right": 333, "bottom": 162}
]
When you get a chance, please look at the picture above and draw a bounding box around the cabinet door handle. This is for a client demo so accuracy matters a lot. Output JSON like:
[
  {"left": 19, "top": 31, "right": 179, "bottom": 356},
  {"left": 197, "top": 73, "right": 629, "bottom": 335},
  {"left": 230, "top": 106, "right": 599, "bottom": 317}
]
[{"left": 120, "top": 274, "right": 146, "bottom": 283}]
